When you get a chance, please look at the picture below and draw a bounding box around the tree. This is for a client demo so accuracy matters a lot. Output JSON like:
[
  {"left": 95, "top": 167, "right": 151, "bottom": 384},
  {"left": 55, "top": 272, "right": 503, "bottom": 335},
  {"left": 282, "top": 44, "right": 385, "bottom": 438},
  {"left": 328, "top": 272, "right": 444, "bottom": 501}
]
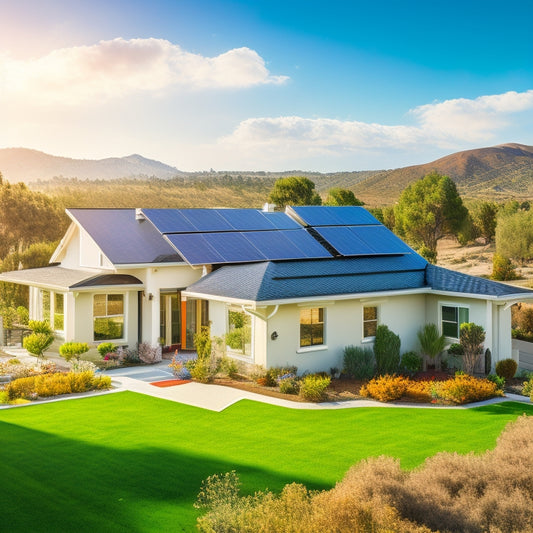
[
  {"left": 460, "top": 323, "right": 485, "bottom": 375},
  {"left": 470, "top": 201, "right": 498, "bottom": 244},
  {"left": 324, "top": 188, "right": 363, "bottom": 206},
  {"left": 491, "top": 254, "right": 518, "bottom": 281},
  {"left": 394, "top": 172, "right": 468, "bottom": 263},
  {"left": 373, "top": 324, "right": 401, "bottom": 375},
  {"left": 267, "top": 177, "right": 322, "bottom": 209},
  {"left": 495, "top": 209, "right": 533, "bottom": 264},
  {"left": 59, "top": 341, "right": 90, "bottom": 363}
]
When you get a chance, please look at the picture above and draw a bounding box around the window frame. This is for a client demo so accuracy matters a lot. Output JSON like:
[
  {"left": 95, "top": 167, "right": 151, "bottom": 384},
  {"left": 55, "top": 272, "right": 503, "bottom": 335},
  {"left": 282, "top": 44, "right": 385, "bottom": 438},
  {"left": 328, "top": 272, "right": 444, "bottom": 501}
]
[
  {"left": 362, "top": 305, "right": 379, "bottom": 341},
  {"left": 299, "top": 307, "right": 325, "bottom": 349},
  {"left": 93, "top": 293, "right": 126, "bottom": 342},
  {"left": 440, "top": 303, "right": 469, "bottom": 339}
]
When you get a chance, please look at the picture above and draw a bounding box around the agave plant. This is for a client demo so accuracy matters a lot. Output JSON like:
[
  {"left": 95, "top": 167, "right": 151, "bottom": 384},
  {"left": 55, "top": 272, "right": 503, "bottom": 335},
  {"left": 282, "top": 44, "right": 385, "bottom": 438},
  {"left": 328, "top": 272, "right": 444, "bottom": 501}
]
[{"left": 417, "top": 323, "right": 446, "bottom": 371}]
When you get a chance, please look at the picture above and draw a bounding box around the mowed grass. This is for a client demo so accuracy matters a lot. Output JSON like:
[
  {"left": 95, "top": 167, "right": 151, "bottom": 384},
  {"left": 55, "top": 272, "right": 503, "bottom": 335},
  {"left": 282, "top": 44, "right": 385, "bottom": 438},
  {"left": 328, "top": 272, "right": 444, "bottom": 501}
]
[{"left": 0, "top": 392, "right": 531, "bottom": 532}]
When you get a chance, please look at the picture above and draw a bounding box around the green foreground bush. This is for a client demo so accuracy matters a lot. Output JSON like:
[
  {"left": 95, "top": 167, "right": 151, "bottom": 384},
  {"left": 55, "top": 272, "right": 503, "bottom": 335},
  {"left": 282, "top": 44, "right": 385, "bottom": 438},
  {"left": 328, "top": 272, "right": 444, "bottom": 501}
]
[
  {"left": 299, "top": 374, "right": 331, "bottom": 402},
  {"left": 196, "top": 416, "right": 533, "bottom": 533}
]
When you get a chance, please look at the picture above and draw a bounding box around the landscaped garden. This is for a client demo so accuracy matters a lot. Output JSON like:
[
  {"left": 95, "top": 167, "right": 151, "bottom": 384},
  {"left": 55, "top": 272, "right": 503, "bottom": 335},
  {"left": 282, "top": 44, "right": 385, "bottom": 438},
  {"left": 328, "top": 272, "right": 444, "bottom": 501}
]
[{"left": 0, "top": 392, "right": 532, "bottom": 532}]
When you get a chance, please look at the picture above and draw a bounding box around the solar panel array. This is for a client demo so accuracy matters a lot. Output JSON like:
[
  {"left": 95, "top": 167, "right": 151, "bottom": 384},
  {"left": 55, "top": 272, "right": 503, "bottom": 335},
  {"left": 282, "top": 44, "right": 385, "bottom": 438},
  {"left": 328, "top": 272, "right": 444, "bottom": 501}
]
[{"left": 141, "top": 207, "right": 415, "bottom": 266}]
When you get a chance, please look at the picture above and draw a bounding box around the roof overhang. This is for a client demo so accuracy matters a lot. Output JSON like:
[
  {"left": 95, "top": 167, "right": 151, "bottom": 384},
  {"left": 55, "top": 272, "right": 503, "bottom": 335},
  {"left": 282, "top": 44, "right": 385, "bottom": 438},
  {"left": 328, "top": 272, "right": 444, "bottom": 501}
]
[{"left": 0, "top": 266, "right": 144, "bottom": 292}]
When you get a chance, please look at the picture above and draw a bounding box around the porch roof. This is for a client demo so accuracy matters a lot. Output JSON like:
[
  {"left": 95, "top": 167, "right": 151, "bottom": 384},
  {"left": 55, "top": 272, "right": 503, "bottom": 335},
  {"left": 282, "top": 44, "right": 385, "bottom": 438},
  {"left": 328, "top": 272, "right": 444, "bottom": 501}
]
[{"left": 0, "top": 266, "right": 144, "bottom": 292}]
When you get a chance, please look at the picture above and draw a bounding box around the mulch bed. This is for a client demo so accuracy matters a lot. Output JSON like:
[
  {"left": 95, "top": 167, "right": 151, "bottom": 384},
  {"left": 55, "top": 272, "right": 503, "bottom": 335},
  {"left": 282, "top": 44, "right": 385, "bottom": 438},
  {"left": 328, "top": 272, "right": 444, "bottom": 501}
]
[{"left": 150, "top": 379, "right": 191, "bottom": 388}]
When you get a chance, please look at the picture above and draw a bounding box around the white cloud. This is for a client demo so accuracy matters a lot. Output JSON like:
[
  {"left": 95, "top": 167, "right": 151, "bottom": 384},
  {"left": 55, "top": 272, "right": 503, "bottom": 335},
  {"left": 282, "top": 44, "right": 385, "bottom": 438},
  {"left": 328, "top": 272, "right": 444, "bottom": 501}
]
[
  {"left": 0, "top": 38, "right": 288, "bottom": 105},
  {"left": 221, "top": 90, "right": 533, "bottom": 159}
]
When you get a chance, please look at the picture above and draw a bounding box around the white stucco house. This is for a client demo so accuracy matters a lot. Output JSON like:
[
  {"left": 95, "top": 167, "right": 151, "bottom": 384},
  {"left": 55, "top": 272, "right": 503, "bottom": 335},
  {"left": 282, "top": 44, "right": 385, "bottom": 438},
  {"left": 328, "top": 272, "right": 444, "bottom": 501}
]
[{"left": 2, "top": 205, "right": 532, "bottom": 373}]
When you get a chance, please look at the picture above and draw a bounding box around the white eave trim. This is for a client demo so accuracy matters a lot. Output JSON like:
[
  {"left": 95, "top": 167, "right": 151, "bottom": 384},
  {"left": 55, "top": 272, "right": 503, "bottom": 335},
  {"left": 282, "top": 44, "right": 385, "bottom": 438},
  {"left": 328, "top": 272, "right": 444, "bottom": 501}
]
[
  {"left": 181, "top": 290, "right": 256, "bottom": 307},
  {"left": 69, "top": 284, "right": 144, "bottom": 293},
  {"left": 113, "top": 262, "right": 188, "bottom": 269},
  {"left": 427, "top": 289, "right": 533, "bottom": 302}
]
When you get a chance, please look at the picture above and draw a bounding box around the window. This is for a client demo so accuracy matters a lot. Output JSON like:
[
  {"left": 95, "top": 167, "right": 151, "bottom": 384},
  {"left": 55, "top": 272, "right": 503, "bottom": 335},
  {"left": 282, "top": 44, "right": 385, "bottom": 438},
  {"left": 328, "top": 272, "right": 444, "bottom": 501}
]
[
  {"left": 54, "top": 293, "right": 64, "bottom": 331},
  {"left": 94, "top": 294, "right": 124, "bottom": 341},
  {"left": 363, "top": 306, "right": 378, "bottom": 338},
  {"left": 441, "top": 305, "right": 469, "bottom": 338},
  {"left": 226, "top": 308, "right": 252, "bottom": 356},
  {"left": 300, "top": 307, "right": 324, "bottom": 347}
]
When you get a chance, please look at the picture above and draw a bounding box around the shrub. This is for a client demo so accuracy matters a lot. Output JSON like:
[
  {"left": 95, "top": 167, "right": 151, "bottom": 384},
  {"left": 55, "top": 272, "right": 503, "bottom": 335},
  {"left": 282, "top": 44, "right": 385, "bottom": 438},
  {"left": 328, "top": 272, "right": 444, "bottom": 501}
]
[
  {"left": 404, "top": 380, "right": 433, "bottom": 402},
  {"left": 278, "top": 376, "right": 299, "bottom": 395},
  {"left": 168, "top": 355, "right": 192, "bottom": 379},
  {"left": 360, "top": 375, "right": 408, "bottom": 402},
  {"left": 487, "top": 373, "right": 506, "bottom": 390},
  {"left": 70, "top": 359, "right": 97, "bottom": 374},
  {"left": 447, "top": 343, "right": 464, "bottom": 355},
  {"left": 299, "top": 374, "right": 330, "bottom": 402},
  {"left": 97, "top": 342, "right": 117, "bottom": 357},
  {"left": 218, "top": 356, "right": 240, "bottom": 379},
  {"left": 194, "top": 326, "right": 212, "bottom": 360},
  {"left": 119, "top": 346, "right": 141, "bottom": 364},
  {"left": 137, "top": 342, "right": 162, "bottom": 364},
  {"left": 265, "top": 366, "right": 298, "bottom": 387},
  {"left": 431, "top": 374, "right": 502, "bottom": 404},
  {"left": 491, "top": 253, "right": 518, "bottom": 281},
  {"left": 373, "top": 325, "right": 401, "bottom": 375},
  {"left": 23, "top": 332, "right": 54, "bottom": 358},
  {"left": 460, "top": 322, "right": 485, "bottom": 375},
  {"left": 59, "top": 341, "right": 90, "bottom": 362},
  {"left": 28, "top": 320, "right": 52, "bottom": 334},
  {"left": 342, "top": 345, "right": 374, "bottom": 379},
  {"left": 522, "top": 377, "right": 533, "bottom": 398},
  {"left": 400, "top": 351, "right": 422, "bottom": 376},
  {"left": 495, "top": 358, "right": 518, "bottom": 380},
  {"left": 16, "top": 306, "right": 29, "bottom": 325},
  {"left": 6, "top": 372, "right": 111, "bottom": 400},
  {"left": 188, "top": 358, "right": 217, "bottom": 383},
  {"left": 417, "top": 323, "right": 445, "bottom": 370}
]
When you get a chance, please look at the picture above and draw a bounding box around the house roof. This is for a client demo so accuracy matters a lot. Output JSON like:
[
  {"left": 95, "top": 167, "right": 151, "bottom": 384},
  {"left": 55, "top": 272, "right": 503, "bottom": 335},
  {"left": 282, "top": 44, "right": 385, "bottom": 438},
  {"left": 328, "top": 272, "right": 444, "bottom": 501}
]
[
  {"left": 425, "top": 264, "right": 533, "bottom": 298},
  {"left": 67, "top": 208, "right": 182, "bottom": 265},
  {"left": 0, "top": 266, "right": 143, "bottom": 291},
  {"left": 185, "top": 255, "right": 428, "bottom": 302},
  {"left": 184, "top": 258, "right": 533, "bottom": 303}
]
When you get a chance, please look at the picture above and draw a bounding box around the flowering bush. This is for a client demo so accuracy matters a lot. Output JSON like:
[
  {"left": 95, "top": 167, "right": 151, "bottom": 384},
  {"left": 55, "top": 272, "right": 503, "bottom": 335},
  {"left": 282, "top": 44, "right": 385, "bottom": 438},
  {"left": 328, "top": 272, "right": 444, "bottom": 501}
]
[
  {"left": 168, "top": 355, "right": 192, "bottom": 380},
  {"left": 70, "top": 359, "right": 97, "bottom": 374},
  {"left": 430, "top": 374, "right": 502, "bottom": 404},
  {"left": 6, "top": 371, "right": 111, "bottom": 400},
  {"left": 360, "top": 374, "right": 409, "bottom": 402},
  {"left": 0, "top": 361, "right": 57, "bottom": 380}
]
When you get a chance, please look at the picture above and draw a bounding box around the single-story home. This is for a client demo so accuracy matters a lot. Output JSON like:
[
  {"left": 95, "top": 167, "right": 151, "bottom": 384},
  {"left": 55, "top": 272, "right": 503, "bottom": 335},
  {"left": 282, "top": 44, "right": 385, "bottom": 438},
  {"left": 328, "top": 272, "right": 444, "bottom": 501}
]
[{"left": 2, "top": 205, "right": 532, "bottom": 373}]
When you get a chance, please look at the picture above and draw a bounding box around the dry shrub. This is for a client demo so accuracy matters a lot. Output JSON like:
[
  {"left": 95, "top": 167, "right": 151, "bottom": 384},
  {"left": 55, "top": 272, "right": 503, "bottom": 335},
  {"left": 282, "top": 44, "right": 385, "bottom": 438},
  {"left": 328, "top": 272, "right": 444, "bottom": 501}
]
[
  {"left": 431, "top": 374, "right": 502, "bottom": 404},
  {"left": 404, "top": 380, "right": 433, "bottom": 402},
  {"left": 359, "top": 374, "right": 408, "bottom": 402},
  {"left": 196, "top": 416, "right": 533, "bottom": 533}
]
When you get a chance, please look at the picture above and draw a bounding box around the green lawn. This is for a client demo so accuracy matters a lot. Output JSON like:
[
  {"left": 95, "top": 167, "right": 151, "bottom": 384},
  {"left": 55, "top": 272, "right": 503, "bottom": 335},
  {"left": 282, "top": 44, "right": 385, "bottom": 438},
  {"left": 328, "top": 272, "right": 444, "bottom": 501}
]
[{"left": 0, "top": 392, "right": 531, "bottom": 532}]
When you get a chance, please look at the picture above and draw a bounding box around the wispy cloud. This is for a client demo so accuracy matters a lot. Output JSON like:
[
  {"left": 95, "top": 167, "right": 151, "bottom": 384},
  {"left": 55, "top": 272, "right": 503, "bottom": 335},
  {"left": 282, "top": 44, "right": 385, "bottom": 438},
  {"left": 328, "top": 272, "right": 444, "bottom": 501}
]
[
  {"left": 0, "top": 38, "right": 288, "bottom": 105},
  {"left": 221, "top": 90, "right": 533, "bottom": 158}
]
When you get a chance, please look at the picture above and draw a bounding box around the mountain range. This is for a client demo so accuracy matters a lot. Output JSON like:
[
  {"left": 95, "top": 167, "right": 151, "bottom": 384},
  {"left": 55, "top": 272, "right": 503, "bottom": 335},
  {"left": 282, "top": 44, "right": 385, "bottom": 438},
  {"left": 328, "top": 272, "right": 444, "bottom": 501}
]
[
  {"left": 0, "top": 148, "right": 181, "bottom": 181},
  {"left": 1, "top": 143, "right": 533, "bottom": 204}
]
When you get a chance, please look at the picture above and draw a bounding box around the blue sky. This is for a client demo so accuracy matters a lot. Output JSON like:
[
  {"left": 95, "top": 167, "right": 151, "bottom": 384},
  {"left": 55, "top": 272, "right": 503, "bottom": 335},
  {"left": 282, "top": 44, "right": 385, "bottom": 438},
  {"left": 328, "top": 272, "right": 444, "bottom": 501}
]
[{"left": 1, "top": 0, "right": 532, "bottom": 171}]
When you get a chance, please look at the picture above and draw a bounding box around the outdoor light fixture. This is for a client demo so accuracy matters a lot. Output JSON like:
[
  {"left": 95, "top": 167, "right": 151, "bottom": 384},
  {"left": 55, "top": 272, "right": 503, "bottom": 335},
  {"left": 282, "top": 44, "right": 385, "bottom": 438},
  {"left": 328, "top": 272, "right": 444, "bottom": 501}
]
[{"left": 271, "top": 331, "right": 278, "bottom": 340}]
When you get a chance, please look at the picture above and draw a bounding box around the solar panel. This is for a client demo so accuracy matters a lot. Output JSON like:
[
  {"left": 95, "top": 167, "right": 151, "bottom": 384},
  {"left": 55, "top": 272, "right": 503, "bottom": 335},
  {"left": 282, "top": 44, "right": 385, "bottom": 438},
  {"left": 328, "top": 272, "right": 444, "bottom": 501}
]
[
  {"left": 180, "top": 209, "right": 234, "bottom": 232},
  {"left": 141, "top": 209, "right": 196, "bottom": 233},
  {"left": 315, "top": 227, "right": 375, "bottom": 256},
  {"left": 354, "top": 226, "right": 413, "bottom": 254},
  {"left": 262, "top": 211, "right": 302, "bottom": 230},
  {"left": 289, "top": 206, "right": 380, "bottom": 227},
  {"left": 282, "top": 229, "right": 333, "bottom": 258},
  {"left": 216, "top": 209, "right": 277, "bottom": 231},
  {"left": 203, "top": 233, "right": 266, "bottom": 263},
  {"left": 165, "top": 234, "right": 225, "bottom": 265}
]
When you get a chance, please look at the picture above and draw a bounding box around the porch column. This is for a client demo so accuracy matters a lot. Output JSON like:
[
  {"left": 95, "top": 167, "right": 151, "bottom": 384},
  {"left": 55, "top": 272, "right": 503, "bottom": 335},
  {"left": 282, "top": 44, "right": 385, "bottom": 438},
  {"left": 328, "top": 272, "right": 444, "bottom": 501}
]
[
  {"left": 181, "top": 296, "right": 187, "bottom": 349},
  {"left": 485, "top": 300, "right": 493, "bottom": 357}
]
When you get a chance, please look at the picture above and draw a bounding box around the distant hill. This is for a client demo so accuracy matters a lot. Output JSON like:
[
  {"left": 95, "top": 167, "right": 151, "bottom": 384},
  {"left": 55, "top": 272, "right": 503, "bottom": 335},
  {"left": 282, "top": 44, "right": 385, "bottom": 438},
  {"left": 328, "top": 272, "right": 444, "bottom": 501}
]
[
  {"left": 353, "top": 143, "right": 533, "bottom": 204},
  {"left": 0, "top": 148, "right": 182, "bottom": 181}
]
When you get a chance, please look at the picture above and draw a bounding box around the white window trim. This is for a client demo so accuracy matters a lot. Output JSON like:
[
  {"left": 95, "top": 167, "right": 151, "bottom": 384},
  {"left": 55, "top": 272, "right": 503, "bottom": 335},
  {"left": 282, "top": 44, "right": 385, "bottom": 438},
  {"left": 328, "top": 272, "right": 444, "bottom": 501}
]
[
  {"left": 93, "top": 292, "right": 127, "bottom": 343},
  {"left": 439, "top": 301, "right": 470, "bottom": 341},
  {"left": 362, "top": 304, "right": 379, "bottom": 342},
  {"left": 298, "top": 307, "right": 326, "bottom": 350}
]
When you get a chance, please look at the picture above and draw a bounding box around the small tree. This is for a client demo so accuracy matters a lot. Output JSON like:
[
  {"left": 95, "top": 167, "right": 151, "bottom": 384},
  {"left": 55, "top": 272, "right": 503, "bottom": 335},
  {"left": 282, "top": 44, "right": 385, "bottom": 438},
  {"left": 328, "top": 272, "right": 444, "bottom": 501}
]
[
  {"left": 324, "top": 188, "right": 363, "bottom": 206},
  {"left": 417, "top": 323, "right": 446, "bottom": 371},
  {"left": 491, "top": 254, "right": 518, "bottom": 281},
  {"left": 460, "top": 323, "right": 485, "bottom": 375},
  {"left": 23, "top": 332, "right": 54, "bottom": 359},
  {"left": 59, "top": 341, "right": 90, "bottom": 363},
  {"left": 373, "top": 325, "right": 401, "bottom": 375}
]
